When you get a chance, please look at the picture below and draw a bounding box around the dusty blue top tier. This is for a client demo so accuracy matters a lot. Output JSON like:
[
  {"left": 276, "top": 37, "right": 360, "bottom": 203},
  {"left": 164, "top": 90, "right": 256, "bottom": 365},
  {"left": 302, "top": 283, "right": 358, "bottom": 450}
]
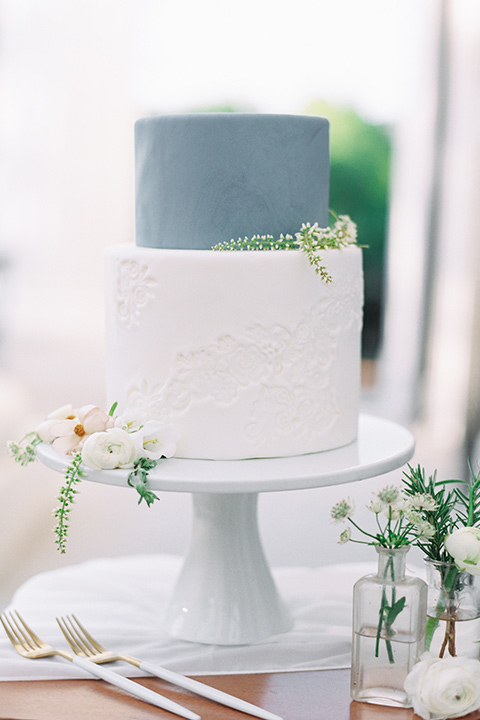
[{"left": 134, "top": 113, "right": 330, "bottom": 250}]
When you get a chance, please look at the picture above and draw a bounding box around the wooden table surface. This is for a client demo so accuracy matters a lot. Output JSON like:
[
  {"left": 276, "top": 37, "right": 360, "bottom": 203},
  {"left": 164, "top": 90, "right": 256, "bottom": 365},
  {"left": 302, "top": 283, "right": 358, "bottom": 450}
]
[{"left": 0, "top": 669, "right": 449, "bottom": 720}]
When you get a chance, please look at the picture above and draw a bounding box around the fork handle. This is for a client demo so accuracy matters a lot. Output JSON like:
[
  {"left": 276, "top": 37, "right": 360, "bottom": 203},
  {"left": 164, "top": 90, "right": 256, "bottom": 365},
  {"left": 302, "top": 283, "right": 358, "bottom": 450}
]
[
  {"left": 71, "top": 656, "right": 200, "bottom": 720},
  {"left": 139, "top": 660, "right": 283, "bottom": 720}
]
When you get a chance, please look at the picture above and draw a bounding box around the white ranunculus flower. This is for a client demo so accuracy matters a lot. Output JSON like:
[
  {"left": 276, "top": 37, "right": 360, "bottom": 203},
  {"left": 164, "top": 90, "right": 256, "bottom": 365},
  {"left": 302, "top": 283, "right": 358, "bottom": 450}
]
[
  {"left": 81, "top": 428, "right": 138, "bottom": 470},
  {"left": 404, "top": 653, "right": 480, "bottom": 720},
  {"left": 445, "top": 527, "right": 480, "bottom": 575},
  {"left": 136, "top": 421, "right": 180, "bottom": 460}
]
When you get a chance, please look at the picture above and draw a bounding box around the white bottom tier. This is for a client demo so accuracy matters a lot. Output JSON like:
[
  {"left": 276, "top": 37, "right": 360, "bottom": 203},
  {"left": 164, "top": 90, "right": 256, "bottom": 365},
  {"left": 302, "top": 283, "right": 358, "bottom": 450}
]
[{"left": 105, "top": 245, "right": 363, "bottom": 460}]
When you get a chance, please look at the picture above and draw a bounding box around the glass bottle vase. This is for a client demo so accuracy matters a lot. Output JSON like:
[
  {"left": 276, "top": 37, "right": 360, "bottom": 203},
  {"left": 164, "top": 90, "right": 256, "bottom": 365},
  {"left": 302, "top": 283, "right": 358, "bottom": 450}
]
[
  {"left": 350, "top": 546, "right": 427, "bottom": 707},
  {"left": 425, "top": 559, "right": 480, "bottom": 659}
]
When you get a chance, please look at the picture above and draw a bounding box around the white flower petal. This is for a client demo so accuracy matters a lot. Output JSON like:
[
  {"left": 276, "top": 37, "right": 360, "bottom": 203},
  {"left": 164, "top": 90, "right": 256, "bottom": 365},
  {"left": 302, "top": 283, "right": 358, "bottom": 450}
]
[
  {"left": 405, "top": 654, "right": 480, "bottom": 720},
  {"left": 52, "top": 434, "right": 81, "bottom": 455},
  {"left": 46, "top": 404, "right": 76, "bottom": 420},
  {"left": 446, "top": 527, "right": 480, "bottom": 574},
  {"left": 81, "top": 406, "right": 112, "bottom": 434},
  {"left": 139, "top": 421, "right": 179, "bottom": 460},
  {"left": 81, "top": 428, "right": 138, "bottom": 470},
  {"left": 35, "top": 418, "right": 60, "bottom": 443},
  {"left": 114, "top": 412, "right": 147, "bottom": 433}
]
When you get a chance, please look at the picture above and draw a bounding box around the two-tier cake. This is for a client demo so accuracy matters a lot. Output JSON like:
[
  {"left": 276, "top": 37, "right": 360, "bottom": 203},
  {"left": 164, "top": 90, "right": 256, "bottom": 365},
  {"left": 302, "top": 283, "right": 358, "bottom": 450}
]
[{"left": 104, "top": 113, "right": 363, "bottom": 460}]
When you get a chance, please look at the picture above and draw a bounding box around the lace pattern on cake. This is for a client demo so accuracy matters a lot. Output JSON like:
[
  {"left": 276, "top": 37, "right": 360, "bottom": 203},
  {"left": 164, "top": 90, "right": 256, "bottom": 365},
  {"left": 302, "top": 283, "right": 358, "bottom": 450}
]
[
  {"left": 117, "top": 259, "right": 157, "bottom": 328},
  {"left": 122, "top": 283, "right": 362, "bottom": 447}
]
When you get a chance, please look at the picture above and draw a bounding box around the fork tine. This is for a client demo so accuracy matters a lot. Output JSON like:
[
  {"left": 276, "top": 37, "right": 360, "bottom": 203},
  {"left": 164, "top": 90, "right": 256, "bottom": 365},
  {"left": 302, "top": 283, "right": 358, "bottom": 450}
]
[
  {"left": 12, "top": 611, "right": 43, "bottom": 649},
  {"left": 70, "top": 614, "right": 106, "bottom": 654},
  {"left": 0, "top": 614, "right": 21, "bottom": 649},
  {"left": 2, "top": 612, "right": 37, "bottom": 652},
  {"left": 56, "top": 616, "right": 85, "bottom": 655},
  {"left": 62, "top": 616, "right": 95, "bottom": 656}
]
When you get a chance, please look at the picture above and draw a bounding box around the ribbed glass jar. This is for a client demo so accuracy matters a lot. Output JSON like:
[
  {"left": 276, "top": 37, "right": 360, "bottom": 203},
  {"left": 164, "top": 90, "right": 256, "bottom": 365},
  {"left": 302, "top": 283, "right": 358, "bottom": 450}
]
[{"left": 351, "top": 546, "right": 427, "bottom": 707}]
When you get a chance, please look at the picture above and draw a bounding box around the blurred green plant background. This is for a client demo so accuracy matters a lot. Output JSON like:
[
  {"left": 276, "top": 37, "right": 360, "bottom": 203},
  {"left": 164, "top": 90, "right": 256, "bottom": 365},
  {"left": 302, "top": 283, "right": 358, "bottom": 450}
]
[
  {"left": 306, "top": 101, "right": 392, "bottom": 361},
  {"left": 196, "top": 102, "right": 392, "bottom": 361}
]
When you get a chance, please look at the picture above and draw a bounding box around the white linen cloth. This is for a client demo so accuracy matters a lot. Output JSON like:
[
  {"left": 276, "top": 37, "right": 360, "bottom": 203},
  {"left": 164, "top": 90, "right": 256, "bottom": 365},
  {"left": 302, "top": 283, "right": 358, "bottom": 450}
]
[{"left": 0, "top": 554, "right": 381, "bottom": 681}]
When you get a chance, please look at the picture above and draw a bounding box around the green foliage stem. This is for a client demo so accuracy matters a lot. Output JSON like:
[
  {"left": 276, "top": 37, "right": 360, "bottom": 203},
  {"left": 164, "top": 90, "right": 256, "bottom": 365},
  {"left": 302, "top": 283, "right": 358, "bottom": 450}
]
[
  {"left": 402, "top": 464, "right": 458, "bottom": 562},
  {"left": 53, "top": 452, "right": 84, "bottom": 554},
  {"left": 127, "top": 457, "right": 159, "bottom": 507}
]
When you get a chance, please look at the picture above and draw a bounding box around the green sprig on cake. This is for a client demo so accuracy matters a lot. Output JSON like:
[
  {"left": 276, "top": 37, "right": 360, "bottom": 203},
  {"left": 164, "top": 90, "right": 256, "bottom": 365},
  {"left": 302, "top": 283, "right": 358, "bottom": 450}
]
[{"left": 212, "top": 212, "right": 359, "bottom": 283}]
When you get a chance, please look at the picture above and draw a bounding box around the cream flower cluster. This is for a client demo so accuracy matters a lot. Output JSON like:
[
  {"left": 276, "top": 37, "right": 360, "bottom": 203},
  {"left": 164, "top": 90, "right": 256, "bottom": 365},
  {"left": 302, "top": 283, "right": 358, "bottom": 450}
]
[
  {"left": 35, "top": 403, "right": 179, "bottom": 470},
  {"left": 296, "top": 214, "right": 358, "bottom": 248}
]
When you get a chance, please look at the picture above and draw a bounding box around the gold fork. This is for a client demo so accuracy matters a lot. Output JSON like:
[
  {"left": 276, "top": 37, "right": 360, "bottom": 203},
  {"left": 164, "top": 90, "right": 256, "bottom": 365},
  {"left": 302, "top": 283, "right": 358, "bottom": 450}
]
[
  {"left": 1, "top": 610, "right": 199, "bottom": 719},
  {"left": 57, "top": 614, "right": 282, "bottom": 720}
]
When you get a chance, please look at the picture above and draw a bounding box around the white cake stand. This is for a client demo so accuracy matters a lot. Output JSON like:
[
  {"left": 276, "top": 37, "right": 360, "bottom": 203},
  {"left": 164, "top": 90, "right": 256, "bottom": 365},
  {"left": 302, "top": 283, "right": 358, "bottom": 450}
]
[{"left": 37, "top": 414, "right": 415, "bottom": 646}]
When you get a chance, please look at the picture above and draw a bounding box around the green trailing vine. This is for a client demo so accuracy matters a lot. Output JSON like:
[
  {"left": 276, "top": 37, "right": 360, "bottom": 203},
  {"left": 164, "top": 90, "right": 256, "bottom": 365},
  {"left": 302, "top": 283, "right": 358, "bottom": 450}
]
[
  {"left": 53, "top": 452, "right": 84, "bottom": 554},
  {"left": 211, "top": 212, "right": 362, "bottom": 283},
  {"left": 212, "top": 233, "right": 297, "bottom": 252}
]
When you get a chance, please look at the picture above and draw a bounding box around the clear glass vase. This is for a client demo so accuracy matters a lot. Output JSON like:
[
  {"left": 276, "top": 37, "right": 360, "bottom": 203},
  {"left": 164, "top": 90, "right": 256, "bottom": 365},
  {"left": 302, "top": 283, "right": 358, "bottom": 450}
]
[
  {"left": 425, "top": 559, "right": 480, "bottom": 659},
  {"left": 351, "top": 546, "right": 427, "bottom": 707}
]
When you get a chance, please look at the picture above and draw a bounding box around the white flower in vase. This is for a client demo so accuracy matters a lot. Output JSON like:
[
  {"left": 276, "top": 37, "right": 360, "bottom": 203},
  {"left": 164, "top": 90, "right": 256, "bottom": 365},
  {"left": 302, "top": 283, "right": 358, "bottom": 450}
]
[
  {"left": 405, "top": 653, "right": 480, "bottom": 719},
  {"left": 445, "top": 527, "right": 480, "bottom": 575}
]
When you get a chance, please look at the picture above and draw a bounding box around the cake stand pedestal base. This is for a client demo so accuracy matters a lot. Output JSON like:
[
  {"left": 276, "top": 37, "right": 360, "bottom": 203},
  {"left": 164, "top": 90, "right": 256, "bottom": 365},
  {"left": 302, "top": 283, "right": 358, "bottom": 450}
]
[
  {"left": 163, "top": 493, "right": 292, "bottom": 645},
  {"left": 37, "top": 415, "right": 416, "bottom": 646}
]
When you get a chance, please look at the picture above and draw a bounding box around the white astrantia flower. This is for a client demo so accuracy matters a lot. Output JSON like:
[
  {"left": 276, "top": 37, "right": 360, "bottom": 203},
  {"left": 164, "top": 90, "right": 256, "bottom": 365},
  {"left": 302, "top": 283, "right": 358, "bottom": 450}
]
[
  {"left": 402, "top": 507, "right": 435, "bottom": 539},
  {"left": 445, "top": 527, "right": 480, "bottom": 575},
  {"left": 330, "top": 497, "right": 355, "bottom": 522},
  {"left": 404, "top": 508, "right": 424, "bottom": 524},
  {"left": 81, "top": 427, "right": 138, "bottom": 470},
  {"left": 367, "top": 498, "right": 385, "bottom": 514},
  {"left": 366, "top": 486, "right": 408, "bottom": 521},
  {"left": 376, "top": 485, "right": 400, "bottom": 505},
  {"left": 404, "top": 653, "right": 480, "bottom": 720},
  {"left": 135, "top": 421, "right": 180, "bottom": 460},
  {"left": 338, "top": 527, "right": 351, "bottom": 544},
  {"left": 409, "top": 493, "right": 437, "bottom": 512},
  {"left": 415, "top": 519, "right": 436, "bottom": 541},
  {"left": 381, "top": 497, "right": 408, "bottom": 521}
]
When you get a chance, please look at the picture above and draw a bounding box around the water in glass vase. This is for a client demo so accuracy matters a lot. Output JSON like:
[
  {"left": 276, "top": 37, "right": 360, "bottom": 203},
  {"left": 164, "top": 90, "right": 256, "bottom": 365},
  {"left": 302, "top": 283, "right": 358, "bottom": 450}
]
[
  {"left": 425, "top": 560, "right": 480, "bottom": 659},
  {"left": 350, "top": 547, "right": 427, "bottom": 708},
  {"left": 426, "top": 614, "right": 480, "bottom": 659},
  {"left": 351, "top": 625, "right": 424, "bottom": 707}
]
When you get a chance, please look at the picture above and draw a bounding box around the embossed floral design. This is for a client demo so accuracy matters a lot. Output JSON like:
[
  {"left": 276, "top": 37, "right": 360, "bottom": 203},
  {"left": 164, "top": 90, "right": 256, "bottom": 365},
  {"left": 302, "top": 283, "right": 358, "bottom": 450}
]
[
  {"left": 123, "top": 286, "right": 361, "bottom": 448},
  {"left": 117, "top": 259, "right": 157, "bottom": 328},
  {"left": 246, "top": 383, "right": 338, "bottom": 443},
  {"left": 245, "top": 325, "right": 292, "bottom": 375},
  {"left": 126, "top": 380, "right": 172, "bottom": 420}
]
